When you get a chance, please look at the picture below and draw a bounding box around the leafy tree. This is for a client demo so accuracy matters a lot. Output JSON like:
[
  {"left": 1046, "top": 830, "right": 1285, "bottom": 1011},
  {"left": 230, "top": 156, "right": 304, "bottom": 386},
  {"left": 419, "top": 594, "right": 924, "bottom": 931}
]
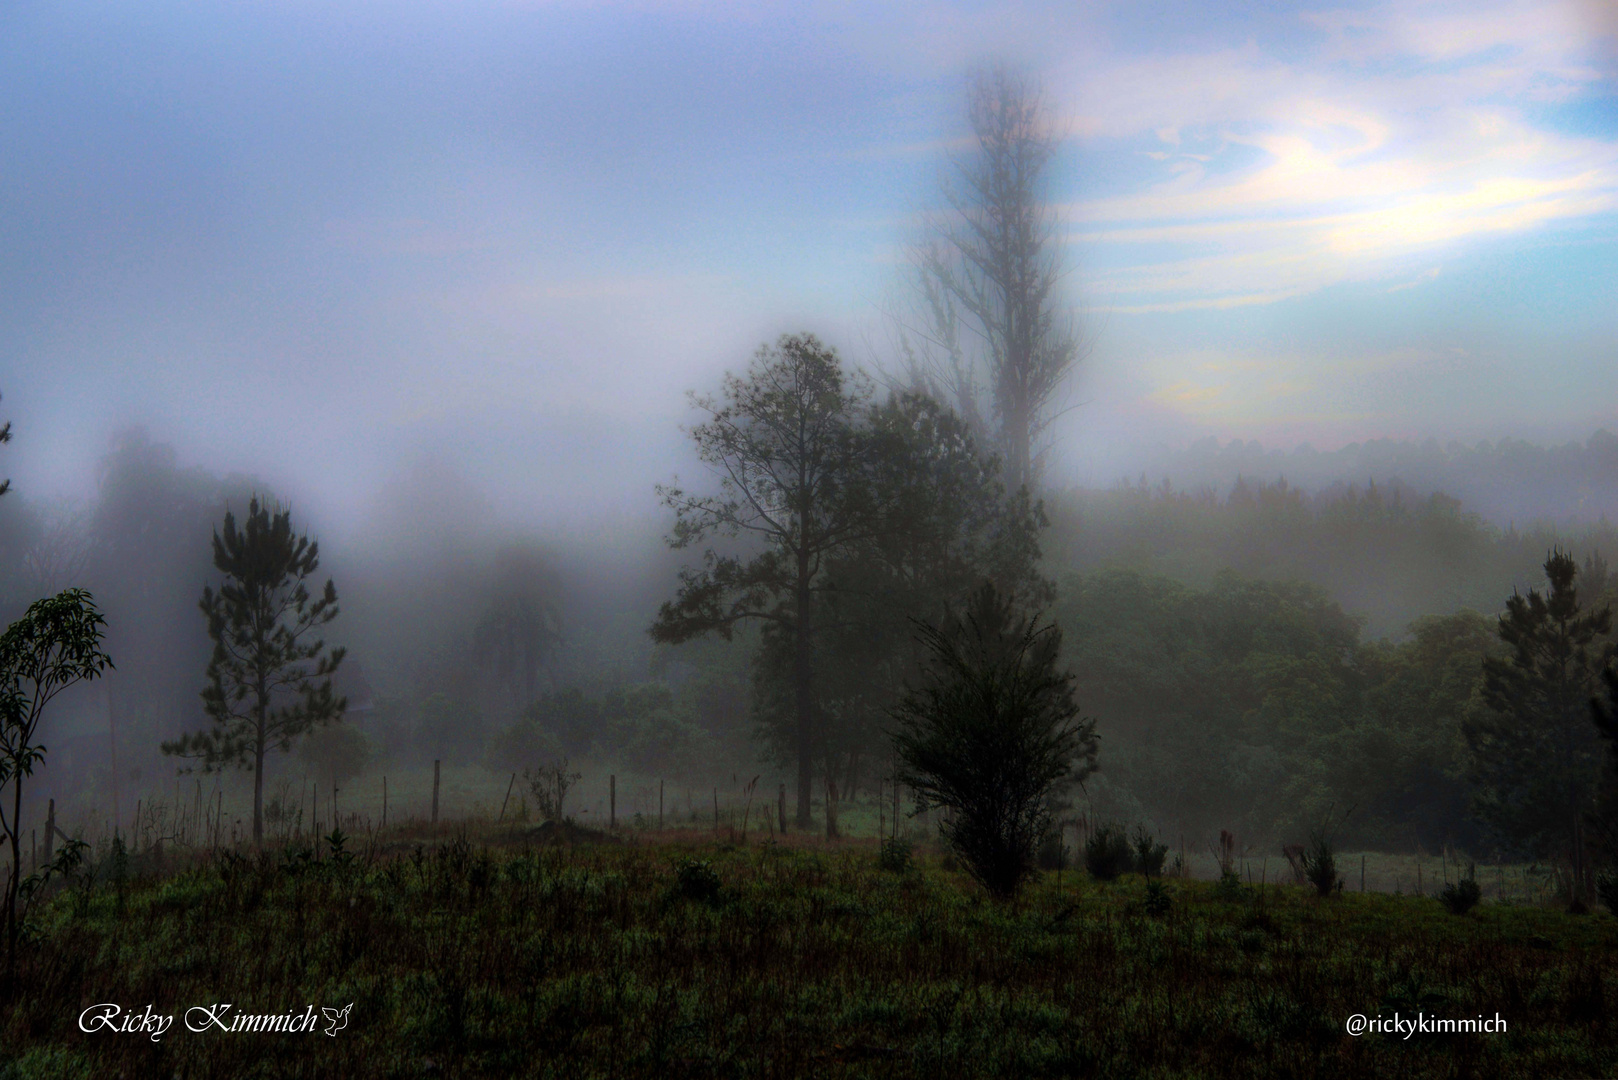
[
  {"left": 652, "top": 334, "right": 874, "bottom": 827},
  {"left": 1589, "top": 667, "right": 1618, "bottom": 862},
  {"left": 162, "top": 498, "right": 346, "bottom": 846},
  {"left": 0, "top": 589, "right": 112, "bottom": 979},
  {"left": 890, "top": 582, "right": 1096, "bottom": 898},
  {"left": 1463, "top": 549, "right": 1613, "bottom": 856},
  {"left": 898, "top": 68, "right": 1082, "bottom": 490},
  {"left": 473, "top": 542, "right": 563, "bottom": 714},
  {"left": 751, "top": 392, "right": 1050, "bottom": 798}
]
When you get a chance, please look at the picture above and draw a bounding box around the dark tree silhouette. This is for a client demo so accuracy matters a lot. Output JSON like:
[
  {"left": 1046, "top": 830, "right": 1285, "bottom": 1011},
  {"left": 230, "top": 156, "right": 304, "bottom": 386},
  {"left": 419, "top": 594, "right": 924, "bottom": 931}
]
[
  {"left": 890, "top": 582, "right": 1096, "bottom": 898},
  {"left": 652, "top": 334, "right": 873, "bottom": 827},
  {"left": 1464, "top": 549, "right": 1613, "bottom": 857},
  {"left": 162, "top": 498, "right": 346, "bottom": 845}
]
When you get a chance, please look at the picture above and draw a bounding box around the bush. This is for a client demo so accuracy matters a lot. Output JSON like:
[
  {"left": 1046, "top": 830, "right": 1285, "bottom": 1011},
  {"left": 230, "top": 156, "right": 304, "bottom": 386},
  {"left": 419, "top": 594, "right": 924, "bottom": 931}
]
[
  {"left": 889, "top": 583, "right": 1097, "bottom": 900},
  {"left": 523, "top": 759, "right": 582, "bottom": 822},
  {"left": 1598, "top": 870, "right": 1618, "bottom": 915},
  {"left": 1439, "top": 877, "right": 1481, "bottom": 915},
  {"left": 879, "top": 837, "right": 913, "bottom": 875},
  {"left": 1143, "top": 879, "right": 1172, "bottom": 917},
  {"left": 1300, "top": 836, "right": 1339, "bottom": 897},
  {"left": 1133, "top": 826, "right": 1168, "bottom": 878},
  {"left": 674, "top": 858, "right": 722, "bottom": 904},
  {"left": 1085, "top": 824, "right": 1133, "bottom": 881}
]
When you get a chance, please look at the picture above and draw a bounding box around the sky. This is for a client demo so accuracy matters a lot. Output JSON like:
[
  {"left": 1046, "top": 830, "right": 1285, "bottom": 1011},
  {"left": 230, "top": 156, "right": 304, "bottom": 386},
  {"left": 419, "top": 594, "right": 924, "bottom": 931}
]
[{"left": 2, "top": 0, "right": 1615, "bottom": 538}]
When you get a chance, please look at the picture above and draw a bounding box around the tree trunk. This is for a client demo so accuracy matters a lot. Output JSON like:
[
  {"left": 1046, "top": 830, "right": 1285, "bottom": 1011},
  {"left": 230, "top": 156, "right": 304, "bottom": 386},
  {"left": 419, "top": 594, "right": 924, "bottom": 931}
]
[
  {"left": 795, "top": 550, "right": 814, "bottom": 829},
  {"left": 5, "top": 766, "right": 23, "bottom": 983},
  {"left": 253, "top": 687, "right": 268, "bottom": 847}
]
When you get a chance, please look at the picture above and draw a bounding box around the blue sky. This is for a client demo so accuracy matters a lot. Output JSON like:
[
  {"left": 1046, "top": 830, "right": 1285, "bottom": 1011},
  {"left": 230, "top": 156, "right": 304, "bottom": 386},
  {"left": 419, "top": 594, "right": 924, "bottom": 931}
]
[{"left": 2, "top": 0, "right": 1615, "bottom": 531}]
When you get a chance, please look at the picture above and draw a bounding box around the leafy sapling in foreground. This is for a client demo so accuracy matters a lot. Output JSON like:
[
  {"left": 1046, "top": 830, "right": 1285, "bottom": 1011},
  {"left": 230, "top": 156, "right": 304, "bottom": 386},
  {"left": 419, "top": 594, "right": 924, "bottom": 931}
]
[
  {"left": 890, "top": 582, "right": 1097, "bottom": 899},
  {"left": 0, "top": 589, "right": 112, "bottom": 984}
]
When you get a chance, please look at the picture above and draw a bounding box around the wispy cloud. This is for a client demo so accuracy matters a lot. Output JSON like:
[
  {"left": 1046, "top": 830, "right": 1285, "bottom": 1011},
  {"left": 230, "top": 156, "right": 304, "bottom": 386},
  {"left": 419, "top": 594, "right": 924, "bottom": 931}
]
[{"left": 1053, "top": 0, "right": 1618, "bottom": 310}]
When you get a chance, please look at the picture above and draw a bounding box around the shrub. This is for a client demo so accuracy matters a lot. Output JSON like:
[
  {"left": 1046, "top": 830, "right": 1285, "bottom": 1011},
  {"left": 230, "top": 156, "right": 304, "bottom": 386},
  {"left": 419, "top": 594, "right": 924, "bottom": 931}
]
[
  {"left": 1598, "top": 870, "right": 1618, "bottom": 915},
  {"left": 1143, "top": 879, "right": 1172, "bottom": 917},
  {"left": 674, "top": 858, "right": 722, "bottom": 904},
  {"left": 1439, "top": 877, "right": 1481, "bottom": 915},
  {"left": 1085, "top": 824, "right": 1133, "bottom": 881},
  {"left": 879, "top": 837, "right": 913, "bottom": 875},
  {"left": 1301, "top": 836, "right": 1339, "bottom": 897},
  {"left": 523, "top": 759, "right": 582, "bottom": 822},
  {"left": 890, "top": 583, "right": 1097, "bottom": 900},
  {"left": 1133, "top": 826, "right": 1168, "bottom": 878}
]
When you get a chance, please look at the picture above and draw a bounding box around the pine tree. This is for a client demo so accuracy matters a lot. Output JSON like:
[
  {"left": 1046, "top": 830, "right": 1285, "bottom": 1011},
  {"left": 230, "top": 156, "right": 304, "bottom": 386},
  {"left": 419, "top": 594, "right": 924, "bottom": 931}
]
[
  {"left": 1463, "top": 549, "right": 1613, "bottom": 856},
  {"left": 162, "top": 497, "right": 346, "bottom": 845},
  {"left": 890, "top": 582, "right": 1096, "bottom": 898}
]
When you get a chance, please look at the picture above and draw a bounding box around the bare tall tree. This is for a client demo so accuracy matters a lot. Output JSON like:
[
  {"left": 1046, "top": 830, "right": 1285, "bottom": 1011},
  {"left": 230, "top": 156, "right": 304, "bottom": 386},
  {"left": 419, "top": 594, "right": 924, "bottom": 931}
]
[{"left": 896, "top": 67, "right": 1083, "bottom": 492}]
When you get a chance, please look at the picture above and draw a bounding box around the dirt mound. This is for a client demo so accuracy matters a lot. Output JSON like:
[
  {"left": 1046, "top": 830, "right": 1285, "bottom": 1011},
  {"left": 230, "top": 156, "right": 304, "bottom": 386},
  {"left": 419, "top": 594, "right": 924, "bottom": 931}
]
[{"left": 528, "top": 820, "right": 620, "bottom": 845}]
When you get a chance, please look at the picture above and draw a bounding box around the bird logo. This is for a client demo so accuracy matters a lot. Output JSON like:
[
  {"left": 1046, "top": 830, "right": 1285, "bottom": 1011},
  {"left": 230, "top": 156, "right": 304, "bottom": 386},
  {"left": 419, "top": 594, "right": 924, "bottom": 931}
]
[{"left": 321, "top": 1003, "right": 352, "bottom": 1037}]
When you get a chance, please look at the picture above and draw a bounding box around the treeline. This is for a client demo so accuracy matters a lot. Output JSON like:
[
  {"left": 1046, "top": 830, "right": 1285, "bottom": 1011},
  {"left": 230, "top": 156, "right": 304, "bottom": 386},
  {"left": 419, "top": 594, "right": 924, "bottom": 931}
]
[
  {"left": 1046, "top": 476, "right": 1618, "bottom": 637},
  {"left": 1138, "top": 428, "right": 1618, "bottom": 526}
]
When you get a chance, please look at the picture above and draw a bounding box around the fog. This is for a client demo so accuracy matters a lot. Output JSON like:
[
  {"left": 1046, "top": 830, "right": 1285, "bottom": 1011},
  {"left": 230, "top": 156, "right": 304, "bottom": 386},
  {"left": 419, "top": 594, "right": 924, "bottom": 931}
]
[{"left": 3, "top": 0, "right": 1618, "bottom": 854}]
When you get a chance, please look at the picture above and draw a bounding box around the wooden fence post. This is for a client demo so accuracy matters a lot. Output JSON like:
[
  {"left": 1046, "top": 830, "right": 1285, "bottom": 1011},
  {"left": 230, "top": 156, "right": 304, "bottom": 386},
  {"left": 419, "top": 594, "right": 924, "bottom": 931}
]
[
  {"left": 499, "top": 773, "right": 516, "bottom": 822},
  {"left": 659, "top": 780, "right": 664, "bottom": 831},
  {"left": 432, "top": 760, "right": 441, "bottom": 825},
  {"left": 778, "top": 784, "right": 787, "bottom": 834},
  {"left": 610, "top": 775, "right": 616, "bottom": 830}
]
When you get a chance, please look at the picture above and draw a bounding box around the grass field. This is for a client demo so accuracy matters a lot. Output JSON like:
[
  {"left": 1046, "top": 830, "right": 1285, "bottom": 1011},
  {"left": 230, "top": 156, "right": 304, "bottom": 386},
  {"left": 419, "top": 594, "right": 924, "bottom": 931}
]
[{"left": 3, "top": 819, "right": 1616, "bottom": 1079}]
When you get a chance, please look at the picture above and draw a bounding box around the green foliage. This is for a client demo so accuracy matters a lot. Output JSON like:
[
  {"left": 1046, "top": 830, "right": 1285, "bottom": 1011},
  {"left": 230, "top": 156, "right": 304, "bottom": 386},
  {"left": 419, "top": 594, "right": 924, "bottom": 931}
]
[
  {"left": 12, "top": 835, "right": 1618, "bottom": 1078},
  {"left": 162, "top": 497, "right": 345, "bottom": 845},
  {"left": 652, "top": 334, "right": 873, "bottom": 826},
  {"left": 1143, "top": 879, "right": 1173, "bottom": 916},
  {"left": 1084, "top": 824, "right": 1133, "bottom": 881},
  {"left": 879, "top": 836, "right": 914, "bottom": 875},
  {"left": 1464, "top": 549, "right": 1613, "bottom": 856},
  {"left": 0, "top": 587, "right": 112, "bottom": 974},
  {"left": 673, "top": 857, "right": 722, "bottom": 904},
  {"left": 1301, "top": 835, "right": 1339, "bottom": 897},
  {"left": 1132, "top": 826, "right": 1168, "bottom": 878},
  {"left": 1055, "top": 567, "right": 1499, "bottom": 848},
  {"left": 523, "top": 759, "right": 581, "bottom": 822},
  {"left": 1440, "top": 877, "right": 1482, "bottom": 915},
  {"left": 892, "top": 583, "right": 1095, "bottom": 899}
]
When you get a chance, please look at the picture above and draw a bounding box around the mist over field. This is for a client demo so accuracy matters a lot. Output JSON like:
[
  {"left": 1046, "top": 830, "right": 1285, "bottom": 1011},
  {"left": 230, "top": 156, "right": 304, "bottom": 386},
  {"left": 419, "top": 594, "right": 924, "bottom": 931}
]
[{"left": 3, "top": 0, "right": 1618, "bottom": 888}]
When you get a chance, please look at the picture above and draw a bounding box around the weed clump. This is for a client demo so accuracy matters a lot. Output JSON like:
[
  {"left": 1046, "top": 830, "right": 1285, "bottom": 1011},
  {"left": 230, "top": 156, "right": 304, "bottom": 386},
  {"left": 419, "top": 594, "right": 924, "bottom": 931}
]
[
  {"left": 1301, "top": 837, "right": 1338, "bottom": 896},
  {"left": 1439, "top": 877, "right": 1481, "bottom": 915},
  {"left": 1143, "top": 879, "right": 1172, "bottom": 917},
  {"left": 879, "top": 836, "right": 913, "bottom": 875},
  {"left": 1085, "top": 824, "right": 1133, "bottom": 881},
  {"left": 674, "top": 858, "right": 722, "bottom": 905}
]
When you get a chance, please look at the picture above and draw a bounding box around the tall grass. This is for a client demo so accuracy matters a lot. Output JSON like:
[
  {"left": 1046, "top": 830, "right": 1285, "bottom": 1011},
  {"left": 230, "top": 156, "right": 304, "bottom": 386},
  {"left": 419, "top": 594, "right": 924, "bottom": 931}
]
[{"left": 3, "top": 825, "right": 1616, "bottom": 1078}]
